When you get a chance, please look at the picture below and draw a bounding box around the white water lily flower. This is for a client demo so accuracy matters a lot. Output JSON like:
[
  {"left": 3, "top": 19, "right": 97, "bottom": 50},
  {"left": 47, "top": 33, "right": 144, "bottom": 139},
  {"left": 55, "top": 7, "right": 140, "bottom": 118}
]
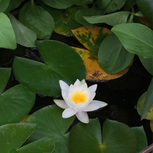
[{"left": 53, "top": 79, "right": 107, "bottom": 124}]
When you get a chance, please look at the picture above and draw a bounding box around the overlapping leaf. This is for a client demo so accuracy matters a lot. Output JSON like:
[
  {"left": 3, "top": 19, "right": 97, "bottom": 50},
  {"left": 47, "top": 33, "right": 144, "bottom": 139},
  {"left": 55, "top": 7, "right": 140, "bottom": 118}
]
[{"left": 13, "top": 40, "right": 86, "bottom": 96}]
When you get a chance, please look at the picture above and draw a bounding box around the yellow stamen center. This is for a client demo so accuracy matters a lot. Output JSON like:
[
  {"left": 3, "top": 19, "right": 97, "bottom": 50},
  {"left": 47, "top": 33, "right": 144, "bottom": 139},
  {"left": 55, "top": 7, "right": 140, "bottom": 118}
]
[{"left": 71, "top": 91, "right": 87, "bottom": 104}]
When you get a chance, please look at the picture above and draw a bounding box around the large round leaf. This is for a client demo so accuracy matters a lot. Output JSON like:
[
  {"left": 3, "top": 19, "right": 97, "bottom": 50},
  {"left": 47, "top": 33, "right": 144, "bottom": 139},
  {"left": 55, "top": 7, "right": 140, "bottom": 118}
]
[
  {"left": 0, "top": 84, "right": 35, "bottom": 126},
  {"left": 98, "top": 34, "right": 134, "bottom": 74},
  {"left": 40, "top": 0, "right": 77, "bottom": 9},
  {"left": 69, "top": 119, "right": 137, "bottom": 153},
  {"left": 26, "top": 105, "right": 75, "bottom": 153},
  {"left": 0, "top": 0, "right": 10, "bottom": 12},
  {"left": 112, "top": 23, "right": 153, "bottom": 58},
  {"left": 0, "top": 67, "right": 11, "bottom": 94},
  {"left": 0, "top": 123, "right": 36, "bottom": 153},
  {"left": 13, "top": 40, "right": 86, "bottom": 96},
  {"left": 19, "top": 2, "right": 54, "bottom": 39},
  {"left": 0, "top": 12, "right": 16, "bottom": 49}
]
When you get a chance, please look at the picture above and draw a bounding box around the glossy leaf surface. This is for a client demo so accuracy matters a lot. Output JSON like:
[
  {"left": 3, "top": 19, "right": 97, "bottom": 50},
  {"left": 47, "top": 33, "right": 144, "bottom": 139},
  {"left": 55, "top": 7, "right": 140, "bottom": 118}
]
[
  {"left": 9, "top": 14, "right": 36, "bottom": 47},
  {"left": 84, "top": 11, "right": 129, "bottom": 26},
  {"left": 72, "top": 26, "right": 111, "bottom": 56},
  {"left": 0, "top": 67, "right": 11, "bottom": 94},
  {"left": 98, "top": 34, "right": 134, "bottom": 74},
  {"left": 112, "top": 23, "right": 153, "bottom": 58},
  {"left": 0, "top": 12, "right": 16, "bottom": 49},
  {"left": 0, "top": 123, "right": 36, "bottom": 153},
  {"left": 40, "top": 0, "right": 77, "bottom": 9},
  {"left": 74, "top": 47, "right": 130, "bottom": 80},
  {"left": 0, "top": 84, "right": 35, "bottom": 126},
  {"left": 13, "top": 40, "right": 86, "bottom": 96},
  {"left": 19, "top": 2, "right": 54, "bottom": 39},
  {"left": 26, "top": 105, "right": 74, "bottom": 153},
  {"left": 69, "top": 119, "right": 137, "bottom": 153}
]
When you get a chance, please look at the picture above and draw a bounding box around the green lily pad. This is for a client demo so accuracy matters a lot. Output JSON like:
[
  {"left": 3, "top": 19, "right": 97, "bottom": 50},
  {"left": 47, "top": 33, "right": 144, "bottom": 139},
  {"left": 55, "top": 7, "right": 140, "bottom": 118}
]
[
  {"left": 0, "top": 12, "right": 16, "bottom": 49},
  {"left": 0, "top": 67, "right": 11, "bottom": 94},
  {"left": 19, "top": 2, "right": 54, "bottom": 39},
  {"left": 0, "top": 123, "right": 36, "bottom": 153},
  {"left": 26, "top": 105, "right": 75, "bottom": 153},
  {"left": 69, "top": 119, "right": 137, "bottom": 153},
  {"left": 13, "top": 40, "right": 86, "bottom": 96},
  {"left": 0, "top": 84, "right": 35, "bottom": 126}
]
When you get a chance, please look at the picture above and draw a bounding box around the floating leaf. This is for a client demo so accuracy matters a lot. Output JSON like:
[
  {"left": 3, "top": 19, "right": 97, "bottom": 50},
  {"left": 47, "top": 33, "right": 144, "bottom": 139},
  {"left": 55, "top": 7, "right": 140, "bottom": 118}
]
[
  {"left": 0, "top": 12, "right": 16, "bottom": 49},
  {"left": 112, "top": 23, "right": 153, "bottom": 58},
  {"left": 9, "top": 14, "right": 36, "bottom": 47},
  {"left": 137, "top": 0, "right": 153, "bottom": 27},
  {"left": 96, "top": 0, "right": 127, "bottom": 13},
  {"left": 69, "top": 119, "right": 137, "bottom": 153},
  {"left": 40, "top": 0, "right": 77, "bottom": 9},
  {"left": 26, "top": 105, "right": 74, "bottom": 153},
  {"left": 19, "top": 2, "right": 54, "bottom": 39},
  {"left": 0, "top": 84, "right": 35, "bottom": 126},
  {"left": 139, "top": 56, "right": 153, "bottom": 75},
  {"left": 72, "top": 26, "right": 111, "bottom": 56},
  {"left": 84, "top": 11, "right": 130, "bottom": 26},
  {"left": 48, "top": 6, "right": 81, "bottom": 36},
  {"left": 0, "top": 0, "right": 10, "bottom": 12},
  {"left": 0, "top": 123, "right": 36, "bottom": 153},
  {"left": 132, "top": 126, "right": 147, "bottom": 152},
  {"left": 98, "top": 34, "right": 134, "bottom": 74},
  {"left": 13, "top": 40, "right": 86, "bottom": 96},
  {"left": 74, "top": 47, "right": 130, "bottom": 81},
  {"left": 0, "top": 67, "right": 11, "bottom": 94},
  {"left": 137, "top": 91, "right": 153, "bottom": 120},
  {"left": 16, "top": 138, "right": 54, "bottom": 153}
]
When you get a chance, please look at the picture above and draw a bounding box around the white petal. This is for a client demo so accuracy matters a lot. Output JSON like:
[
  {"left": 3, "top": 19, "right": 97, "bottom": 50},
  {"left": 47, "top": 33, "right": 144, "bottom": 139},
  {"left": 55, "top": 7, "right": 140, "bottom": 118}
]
[
  {"left": 53, "top": 99, "right": 68, "bottom": 109},
  {"left": 89, "top": 84, "right": 97, "bottom": 93},
  {"left": 59, "top": 80, "right": 69, "bottom": 91},
  {"left": 74, "top": 79, "right": 81, "bottom": 86},
  {"left": 62, "top": 108, "right": 76, "bottom": 118},
  {"left": 83, "top": 100, "right": 107, "bottom": 112},
  {"left": 76, "top": 112, "right": 89, "bottom": 123}
]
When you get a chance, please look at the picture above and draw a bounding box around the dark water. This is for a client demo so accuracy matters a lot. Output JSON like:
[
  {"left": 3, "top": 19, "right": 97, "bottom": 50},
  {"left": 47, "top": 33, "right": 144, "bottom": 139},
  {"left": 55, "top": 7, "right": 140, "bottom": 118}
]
[{"left": 0, "top": 33, "right": 152, "bottom": 144}]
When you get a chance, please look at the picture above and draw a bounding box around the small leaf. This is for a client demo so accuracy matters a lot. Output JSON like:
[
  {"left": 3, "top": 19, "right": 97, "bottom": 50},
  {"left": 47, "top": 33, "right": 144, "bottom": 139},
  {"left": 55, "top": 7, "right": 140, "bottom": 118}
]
[
  {"left": 0, "top": 67, "right": 11, "bottom": 94},
  {"left": 96, "top": 0, "right": 127, "bottom": 13},
  {"left": 40, "top": 0, "right": 77, "bottom": 9},
  {"left": 48, "top": 6, "right": 81, "bottom": 36},
  {"left": 0, "top": 84, "right": 35, "bottom": 126},
  {"left": 16, "top": 138, "right": 54, "bottom": 153},
  {"left": 69, "top": 119, "right": 137, "bottom": 153},
  {"left": 0, "top": 123, "right": 36, "bottom": 153},
  {"left": 139, "top": 56, "right": 153, "bottom": 75},
  {"left": 72, "top": 26, "right": 111, "bottom": 56},
  {"left": 137, "top": 0, "right": 153, "bottom": 27},
  {"left": 26, "top": 105, "right": 74, "bottom": 153},
  {"left": 112, "top": 23, "right": 153, "bottom": 58},
  {"left": 0, "top": 12, "right": 16, "bottom": 49},
  {"left": 84, "top": 11, "right": 130, "bottom": 26},
  {"left": 132, "top": 126, "right": 147, "bottom": 152},
  {"left": 13, "top": 40, "right": 86, "bottom": 96},
  {"left": 19, "top": 2, "right": 54, "bottom": 39},
  {"left": 0, "top": 0, "right": 10, "bottom": 12},
  {"left": 75, "top": 7, "right": 103, "bottom": 26},
  {"left": 98, "top": 34, "right": 134, "bottom": 74},
  {"left": 139, "top": 79, "right": 153, "bottom": 119},
  {"left": 9, "top": 14, "right": 36, "bottom": 47},
  {"left": 74, "top": 47, "right": 130, "bottom": 81}
]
